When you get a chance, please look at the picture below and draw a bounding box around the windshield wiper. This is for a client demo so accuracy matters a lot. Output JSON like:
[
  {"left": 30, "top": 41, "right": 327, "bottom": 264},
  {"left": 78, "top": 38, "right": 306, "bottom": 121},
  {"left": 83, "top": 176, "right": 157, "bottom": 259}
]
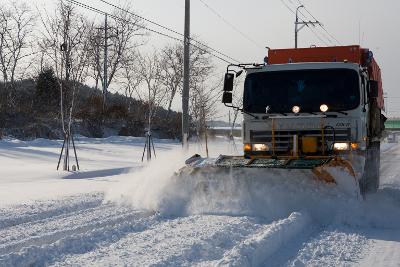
[
  {"left": 262, "top": 112, "right": 288, "bottom": 119},
  {"left": 227, "top": 104, "right": 259, "bottom": 119},
  {"left": 300, "top": 112, "right": 318, "bottom": 115},
  {"left": 240, "top": 109, "right": 259, "bottom": 119},
  {"left": 327, "top": 111, "right": 348, "bottom": 115}
]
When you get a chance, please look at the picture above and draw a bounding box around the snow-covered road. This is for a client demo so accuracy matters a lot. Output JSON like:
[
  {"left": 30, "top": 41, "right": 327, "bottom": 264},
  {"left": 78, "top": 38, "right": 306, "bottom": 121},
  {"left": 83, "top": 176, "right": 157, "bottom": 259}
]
[{"left": 0, "top": 136, "right": 400, "bottom": 266}]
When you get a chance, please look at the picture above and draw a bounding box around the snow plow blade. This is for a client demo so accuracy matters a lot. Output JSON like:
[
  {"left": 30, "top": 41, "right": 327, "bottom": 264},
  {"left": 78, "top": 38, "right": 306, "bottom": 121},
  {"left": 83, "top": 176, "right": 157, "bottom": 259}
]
[{"left": 184, "top": 154, "right": 357, "bottom": 185}]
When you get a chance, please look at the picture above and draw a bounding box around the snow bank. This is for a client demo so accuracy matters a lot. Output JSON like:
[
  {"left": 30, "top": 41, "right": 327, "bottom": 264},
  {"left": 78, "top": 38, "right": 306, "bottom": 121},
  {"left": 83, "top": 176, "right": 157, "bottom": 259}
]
[
  {"left": 334, "top": 188, "right": 400, "bottom": 229},
  {"left": 289, "top": 227, "right": 369, "bottom": 267},
  {"left": 381, "top": 142, "right": 397, "bottom": 153},
  {"left": 217, "top": 212, "right": 310, "bottom": 267}
]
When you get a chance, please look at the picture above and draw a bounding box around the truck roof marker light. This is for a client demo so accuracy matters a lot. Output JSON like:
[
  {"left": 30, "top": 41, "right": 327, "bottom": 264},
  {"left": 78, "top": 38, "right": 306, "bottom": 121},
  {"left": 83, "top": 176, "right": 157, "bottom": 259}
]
[
  {"left": 320, "top": 104, "right": 329, "bottom": 113},
  {"left": 292, "top": 106, "right": 300, "bottom": 114}
]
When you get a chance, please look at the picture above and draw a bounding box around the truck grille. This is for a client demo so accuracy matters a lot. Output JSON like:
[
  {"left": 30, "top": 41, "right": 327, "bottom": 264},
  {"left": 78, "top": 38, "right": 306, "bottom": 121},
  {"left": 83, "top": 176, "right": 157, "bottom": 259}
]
[{"left": 250, "top": 128, "right": 351, "bottom": 153}]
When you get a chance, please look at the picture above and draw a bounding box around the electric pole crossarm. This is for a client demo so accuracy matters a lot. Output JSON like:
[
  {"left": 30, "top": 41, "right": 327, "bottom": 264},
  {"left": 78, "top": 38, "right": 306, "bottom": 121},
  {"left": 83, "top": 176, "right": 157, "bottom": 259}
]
[
  {"left": 296, "top": 23, "right": 307, "bottom": 32},
  {"left": 294, "top": 5, "right": 322, "bottom": 48}
]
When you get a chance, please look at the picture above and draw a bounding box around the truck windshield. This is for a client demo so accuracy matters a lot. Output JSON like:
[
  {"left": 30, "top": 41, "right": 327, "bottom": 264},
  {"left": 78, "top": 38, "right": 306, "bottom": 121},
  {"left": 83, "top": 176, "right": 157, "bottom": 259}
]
[{"left": 243, "top": 69, "right": 360, "bottom": 113}]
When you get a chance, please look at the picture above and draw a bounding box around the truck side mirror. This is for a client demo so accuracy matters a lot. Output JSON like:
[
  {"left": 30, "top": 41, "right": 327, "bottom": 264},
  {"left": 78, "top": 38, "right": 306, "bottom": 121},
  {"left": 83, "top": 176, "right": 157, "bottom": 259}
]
[
  {"left": 369, "top": 80, "right": 379, "bottom": 98},
  {"left": 222, "top": 92, "right": 232, "bottom": 104},
  {"left": 223, "top": 73, "right": 234, "bottom": 92}
]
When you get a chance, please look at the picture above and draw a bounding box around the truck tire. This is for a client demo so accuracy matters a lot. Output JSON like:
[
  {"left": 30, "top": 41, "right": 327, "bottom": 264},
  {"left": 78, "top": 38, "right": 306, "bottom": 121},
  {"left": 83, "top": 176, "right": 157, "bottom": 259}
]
[{"left": 359, "top": 141, "right": 380, "bottom": 196}]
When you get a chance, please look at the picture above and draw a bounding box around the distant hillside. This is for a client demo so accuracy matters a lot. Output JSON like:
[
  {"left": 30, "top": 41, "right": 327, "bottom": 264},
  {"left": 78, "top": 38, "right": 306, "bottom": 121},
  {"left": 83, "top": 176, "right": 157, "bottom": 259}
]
[{"left": 0, "top": 78, "right": 182, "bottom": 140}]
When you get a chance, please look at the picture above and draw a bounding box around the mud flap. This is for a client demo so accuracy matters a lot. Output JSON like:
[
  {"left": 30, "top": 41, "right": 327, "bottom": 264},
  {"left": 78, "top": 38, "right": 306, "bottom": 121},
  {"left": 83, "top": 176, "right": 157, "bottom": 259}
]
[{"left": 359, "top": 141, "right": 380, "bottom": 196}]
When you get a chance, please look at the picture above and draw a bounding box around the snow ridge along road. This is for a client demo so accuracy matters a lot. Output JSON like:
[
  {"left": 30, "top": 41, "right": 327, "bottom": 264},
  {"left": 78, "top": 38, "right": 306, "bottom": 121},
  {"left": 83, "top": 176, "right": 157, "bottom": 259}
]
[
  {"left": 218, "top": 212, "right": 310, "bottom": 267},
  {"left": 0, "top": 194, "right": 157, "bottom": 266},
  {"left": 0, "top": 137, "right": 400, "bottom": 266}
]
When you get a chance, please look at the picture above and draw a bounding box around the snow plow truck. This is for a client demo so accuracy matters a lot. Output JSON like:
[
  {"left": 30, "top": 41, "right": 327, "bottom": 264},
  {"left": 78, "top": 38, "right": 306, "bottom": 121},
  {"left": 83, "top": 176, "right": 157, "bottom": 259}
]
[{"left": 184, "top": 45, "right": 386, "bottom": 197}]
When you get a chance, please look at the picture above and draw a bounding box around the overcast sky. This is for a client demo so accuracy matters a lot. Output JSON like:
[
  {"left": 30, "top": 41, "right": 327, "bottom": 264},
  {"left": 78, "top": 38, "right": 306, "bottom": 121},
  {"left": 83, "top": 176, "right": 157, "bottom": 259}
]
[{"left": 32, "top": 0, "right": 400, "bottom": 118}]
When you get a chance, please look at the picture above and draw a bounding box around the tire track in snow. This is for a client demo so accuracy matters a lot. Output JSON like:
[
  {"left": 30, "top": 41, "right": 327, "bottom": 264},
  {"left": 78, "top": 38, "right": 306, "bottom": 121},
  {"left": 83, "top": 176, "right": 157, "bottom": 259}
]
[
  {"left": 216, "top": 212, "right": 311, "bottom": 267},
  {"left": 0, "top": 202, "right": 158, "bottom": 266},
  {"left": 52, "top": 215, "right": 268, "bottom": 266},
  {"left": 0, "top": 193, "right": 104, "bottom": 230},
  {"left": 0, "top": 203, "right": 142, "bottom": 255}
]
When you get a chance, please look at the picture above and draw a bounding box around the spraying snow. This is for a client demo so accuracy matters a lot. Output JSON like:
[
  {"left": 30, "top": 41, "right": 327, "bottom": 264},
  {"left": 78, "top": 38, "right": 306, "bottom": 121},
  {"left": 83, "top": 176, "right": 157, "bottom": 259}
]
[{"left": 106, "top": 147, "right": 361, "bottom": 224}]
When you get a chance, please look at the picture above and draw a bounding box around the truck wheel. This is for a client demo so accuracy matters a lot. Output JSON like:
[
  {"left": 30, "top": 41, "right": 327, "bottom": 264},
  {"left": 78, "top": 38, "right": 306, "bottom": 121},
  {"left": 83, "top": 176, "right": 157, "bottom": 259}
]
[{"left": 359, "top": 141, "right": 380, "bottom": 196}]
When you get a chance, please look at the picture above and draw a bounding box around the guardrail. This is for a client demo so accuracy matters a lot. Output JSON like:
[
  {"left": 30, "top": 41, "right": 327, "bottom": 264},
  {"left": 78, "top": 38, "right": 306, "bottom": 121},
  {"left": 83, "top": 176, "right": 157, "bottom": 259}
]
[{"left": 207, "top": 127, "right": 242, "bottom": 137}]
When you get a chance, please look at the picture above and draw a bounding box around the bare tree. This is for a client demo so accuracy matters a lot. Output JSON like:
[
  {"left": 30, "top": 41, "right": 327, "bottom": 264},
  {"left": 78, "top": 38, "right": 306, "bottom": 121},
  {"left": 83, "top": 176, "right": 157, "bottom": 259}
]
[
  {"left": 38, "top": 0, "right": 94, "bottom": 170},
  {"left": 160, "top": 41, "right": 214, "bottom": 117},
  {"left": 136, "top": 51, "right": 168, "bottom": 128},
  {"left": 89, "top": 3, "right": 146, "bottom": 104},
  {"left": 160, "top": 44, "right": 183, "bottom": 115},
  {"left": 135, "top": 51, "right": 170, "bottom": 161},
  {"left": 38, "top": 1, "right": 93, "bottom": 127},
  {"left": 189, "top": 78, "right": 223, "bottom": 156},
  {"left": 190, "top": 79, "right": 222, "bottom": 135},
  {"left": 119, "top": 50, "right": 142, "bottom": 112},
  {"left": 0, "top": 0, "right": 36, "bottom": 110},
  {"left": 87, "top": 28, "right": 103, "bottom": 91}
]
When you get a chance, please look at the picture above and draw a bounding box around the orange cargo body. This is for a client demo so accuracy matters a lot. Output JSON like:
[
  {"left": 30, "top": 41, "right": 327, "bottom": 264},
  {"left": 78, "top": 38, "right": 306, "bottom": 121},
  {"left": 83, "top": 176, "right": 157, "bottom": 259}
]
[{"left": 268, "top": 45, "right": 365, "bottom": 65}]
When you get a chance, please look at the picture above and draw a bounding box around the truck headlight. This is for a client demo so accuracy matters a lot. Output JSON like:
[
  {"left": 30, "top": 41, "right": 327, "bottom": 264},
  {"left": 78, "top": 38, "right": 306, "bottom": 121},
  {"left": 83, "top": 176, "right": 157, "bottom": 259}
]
[
  {"left": 333, "top": 142, "right": 349, "bottom": 151},
  {"left": 292, "top": 105, "right": 300, "bottom": 114},
  {"left": 252, "top": 144, "right": 270, "bottom": 151},
  {"left": 320, "top": 104, "right": 329, "bottom": 113}
]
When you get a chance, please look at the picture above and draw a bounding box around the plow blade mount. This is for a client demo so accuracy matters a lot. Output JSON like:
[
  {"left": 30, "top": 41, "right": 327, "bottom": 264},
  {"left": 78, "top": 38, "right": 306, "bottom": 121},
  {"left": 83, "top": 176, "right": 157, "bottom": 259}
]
[{"left": 185, "top": 154, "right": 358, "bottom": 185}]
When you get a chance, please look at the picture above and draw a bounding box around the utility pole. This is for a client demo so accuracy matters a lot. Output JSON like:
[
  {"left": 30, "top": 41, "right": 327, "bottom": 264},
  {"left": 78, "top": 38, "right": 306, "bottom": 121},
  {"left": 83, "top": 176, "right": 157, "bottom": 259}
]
[
  {"left": 103, "top": 14, "right": 108, "bottom": 111},
  {"left": 295, "top": 5, "right": 321, "bottom": 48},
  {"left": 182, "top": 0, "right": 190, "bottom": 148}
]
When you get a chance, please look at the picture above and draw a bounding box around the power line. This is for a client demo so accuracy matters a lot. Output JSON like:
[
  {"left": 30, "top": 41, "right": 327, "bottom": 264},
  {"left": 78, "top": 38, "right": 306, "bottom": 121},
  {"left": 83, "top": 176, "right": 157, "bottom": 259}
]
[
  {"left": 289, "top": 1, "right": 332, "bottom": 46},
  {"left": 292, "top": 0, "right": 339, "bottom": 45},
  {"left": 98, "top": 0, "right": 183, "bottom": 39},
  {"left": 66, "top": 0, "right": 237, "bottom": 64},
  {"left": 280, "top": 0, "right": 331, "bottom": 47},
  {"left": 95, "top": 0, "right": 241, "bottom": 63},
  {"left": 306, "top": 24, "right": 330, "bottom": 46},
  {"left": 288, "top": 1, "right": 334, "bottom": 46},
  {"left": 67, "top": 0, "right": 181, "bottom": 42},
  {"left": 197, "top": 0, "right": 264, "bottom": 50},
  {"left": 296, "top": 7, "right": 335, "bottom": 46},
  {"left": 296, "top": 0, "right": 341, "bottom": 45},
  {"left": 279, "top": 0, "right": 330, "bottom": 46}
]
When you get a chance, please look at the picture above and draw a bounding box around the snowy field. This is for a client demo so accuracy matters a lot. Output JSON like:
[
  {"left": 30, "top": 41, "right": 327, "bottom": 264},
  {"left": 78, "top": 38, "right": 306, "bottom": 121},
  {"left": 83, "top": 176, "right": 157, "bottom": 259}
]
[{"left": 1, "top": 136, "right": 400, "bottom": 266}]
